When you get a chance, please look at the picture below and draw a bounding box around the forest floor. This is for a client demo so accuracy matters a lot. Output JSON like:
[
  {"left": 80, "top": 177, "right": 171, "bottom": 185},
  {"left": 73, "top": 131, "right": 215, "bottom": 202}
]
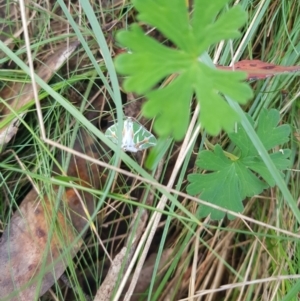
[{"left": 0, "top": 1, "right": 300, "bottom": 301}]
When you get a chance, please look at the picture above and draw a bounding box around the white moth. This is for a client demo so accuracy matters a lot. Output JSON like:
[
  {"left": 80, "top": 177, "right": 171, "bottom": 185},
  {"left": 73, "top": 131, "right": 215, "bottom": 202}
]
[{"left": 105, "top": 117, "right": 157, "bottom": 152}]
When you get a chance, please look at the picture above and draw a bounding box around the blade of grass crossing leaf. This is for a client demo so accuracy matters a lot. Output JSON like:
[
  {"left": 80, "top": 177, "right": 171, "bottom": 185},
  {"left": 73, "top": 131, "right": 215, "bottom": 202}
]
[
  {"left": 146, "top": 138, "right": 172, "bottom": 170},
  {"left": 227, "top": 97, "right": 300, "bottom": 224}
]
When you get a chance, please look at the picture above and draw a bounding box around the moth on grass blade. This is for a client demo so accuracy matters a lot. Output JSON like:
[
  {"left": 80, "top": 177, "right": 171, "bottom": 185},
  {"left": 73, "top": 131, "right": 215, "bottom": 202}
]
[{"left": 105, "top": 117, "right": 157, "bottom": 152}]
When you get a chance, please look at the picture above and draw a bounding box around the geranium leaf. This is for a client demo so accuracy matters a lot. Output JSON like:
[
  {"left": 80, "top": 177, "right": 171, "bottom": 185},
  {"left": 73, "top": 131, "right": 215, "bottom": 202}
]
[
  {"left": 115, "top": 0, "right": 253, "bottom": 139},
  {"left": 187, "top": 109, "right": 291, "bottom": 220}
]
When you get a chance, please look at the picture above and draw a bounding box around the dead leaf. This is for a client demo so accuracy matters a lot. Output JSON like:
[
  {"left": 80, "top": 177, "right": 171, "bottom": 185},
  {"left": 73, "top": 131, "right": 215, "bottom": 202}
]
[
  {"left": 0, "top": 127, "right": 105, "bottom": 301},
  {"left": 0, "top": 40, "right": 80, "bottom": 152},
  {"left": 217, "top": 59, "right": 300, "bottom": 80}
]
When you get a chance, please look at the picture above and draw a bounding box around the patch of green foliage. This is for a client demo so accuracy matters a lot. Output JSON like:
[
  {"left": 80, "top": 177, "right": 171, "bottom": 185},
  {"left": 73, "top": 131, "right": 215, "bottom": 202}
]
[
  {"left": 187, "top": 109, "right": 291, "bottom": 220},
  {"left": 114, "top": 0, "right": 253, "bottom": 139},
  {"left": 114, "top": 0, "right": 293, "bottom": 220}
]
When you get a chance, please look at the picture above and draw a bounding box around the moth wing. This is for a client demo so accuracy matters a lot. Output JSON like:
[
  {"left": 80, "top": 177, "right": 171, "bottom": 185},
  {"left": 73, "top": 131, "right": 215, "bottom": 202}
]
[
  {"left": 132, "top": 121, "right": 157, "bottom": 150},
  {"left": 104, "top": 123, "right": 119, "bottom": 145}
]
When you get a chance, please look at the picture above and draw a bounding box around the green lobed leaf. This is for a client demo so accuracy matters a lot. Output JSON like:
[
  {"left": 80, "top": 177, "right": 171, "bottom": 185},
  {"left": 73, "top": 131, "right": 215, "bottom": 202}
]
[
  {"left": 187, "top": 109, "right": 291, "bottom": 220},
  {"left": 187, "top": 145, "right": 267, "bottom": 220},
  {"left": 229, "top": 109, "right": 291, "bottom": 154},
  {"left": 241, "top": 150, "right": 291, "bottom": 187},
  {"left": 116, "top": 24, "right": 190, "bottom": 94},
  {"left": 192, "top": 4, "right": 247, "bottom": 54},
  {"left": 133, "top": 0, "right": 194, "bottom": 52},
  {"left": 255, "top": 109, "right": 291, "bottom": 150},
  {"left": 114, "top": 0, "right": 253, "bottom": 139},
  {"left": 143, "top": 70, "right": 193, "bottom": 140}
]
